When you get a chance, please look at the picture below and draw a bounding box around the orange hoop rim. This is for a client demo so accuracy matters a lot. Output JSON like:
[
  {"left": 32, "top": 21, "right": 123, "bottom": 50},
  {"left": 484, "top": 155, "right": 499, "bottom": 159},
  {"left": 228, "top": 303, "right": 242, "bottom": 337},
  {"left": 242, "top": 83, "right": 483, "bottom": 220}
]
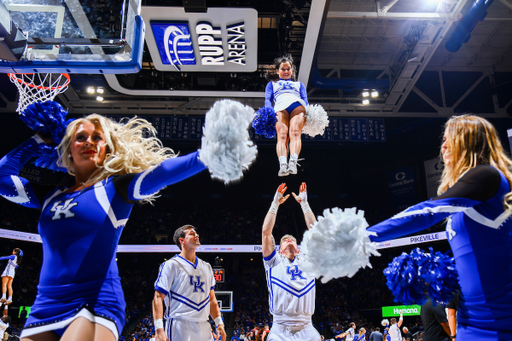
[{"left": 7, "top": 73, "right": 71, "bottom": 91}]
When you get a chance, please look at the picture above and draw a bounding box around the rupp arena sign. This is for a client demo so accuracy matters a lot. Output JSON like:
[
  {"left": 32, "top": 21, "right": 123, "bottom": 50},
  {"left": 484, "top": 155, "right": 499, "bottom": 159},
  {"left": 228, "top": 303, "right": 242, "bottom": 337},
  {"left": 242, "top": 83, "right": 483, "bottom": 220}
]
[{"left": 142, "top": 7, "right": 257, "bottom": 72}]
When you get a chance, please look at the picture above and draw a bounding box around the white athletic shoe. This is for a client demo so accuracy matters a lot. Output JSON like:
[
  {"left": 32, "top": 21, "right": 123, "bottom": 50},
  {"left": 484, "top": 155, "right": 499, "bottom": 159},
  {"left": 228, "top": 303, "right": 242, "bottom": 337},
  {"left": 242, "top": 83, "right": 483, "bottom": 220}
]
[
  {"left": 0, "top": 298, "right": 5, "bottom": 303},
  {"left": 288, "top": 157, "right": 304, "bottom": 175},
  {"left": 5, "top": 299, "right": 12, "bottom": 305},
  {"left": 287, "top": 159, "right": 298, "bottom": 175},
  {"left": 278, "top": 163, "right": 289, "bottom": 177}
]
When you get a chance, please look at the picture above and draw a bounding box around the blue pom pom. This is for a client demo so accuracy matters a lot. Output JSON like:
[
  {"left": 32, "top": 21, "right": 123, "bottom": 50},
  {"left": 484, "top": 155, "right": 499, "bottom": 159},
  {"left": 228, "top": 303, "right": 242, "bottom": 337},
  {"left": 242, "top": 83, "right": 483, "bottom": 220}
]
[
  {"left": 421, "top": 248, "right": 459, "bottom": 304},
  {"left": 384, "top": 248, "right": 428, "bottom": 305},
  {"left": 20, "top": 101, "right": 73, "bottom": 172},
  {"left": 35, "top": 145, "right": 67, "bottom": 172},
  {"left": 20, "top": 100, "right": 73, "bottom": 145},
  {"left": 383, "top": 247, "right": 458, "bottom": 306},
  {"left": 252, "top": 106, "right": 277, "bottom": 138}
]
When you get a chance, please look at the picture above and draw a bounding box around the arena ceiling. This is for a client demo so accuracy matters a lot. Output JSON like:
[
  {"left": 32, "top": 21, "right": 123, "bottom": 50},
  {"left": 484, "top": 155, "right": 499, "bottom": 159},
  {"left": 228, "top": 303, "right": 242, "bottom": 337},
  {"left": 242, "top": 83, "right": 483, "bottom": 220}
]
[{"left": 0, "top": 0, "right": 511, "bottom": 117}]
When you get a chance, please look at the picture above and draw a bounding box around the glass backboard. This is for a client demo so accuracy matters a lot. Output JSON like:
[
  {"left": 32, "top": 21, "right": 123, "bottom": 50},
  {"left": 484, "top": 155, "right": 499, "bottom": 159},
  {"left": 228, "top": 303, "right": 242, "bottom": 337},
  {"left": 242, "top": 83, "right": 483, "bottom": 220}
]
[{"left": 0, "top": 0, "right": 144, "bottom": 74}]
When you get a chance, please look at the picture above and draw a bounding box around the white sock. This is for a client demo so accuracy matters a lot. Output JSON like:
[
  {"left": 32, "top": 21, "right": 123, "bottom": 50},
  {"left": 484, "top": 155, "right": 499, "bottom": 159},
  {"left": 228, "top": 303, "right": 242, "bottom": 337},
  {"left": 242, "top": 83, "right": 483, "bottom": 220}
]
[
  {"left": 1, "top": 294, "right": 5, "bottom": 299},
  {"left": 290, "top": 153, "right": 298, "bottom": 162},
  {"left": 7, "top": 296, "right": 11, "bottom": 301},
  {"left": 279, "top": 156, "right": 287, "bottom": 165}
]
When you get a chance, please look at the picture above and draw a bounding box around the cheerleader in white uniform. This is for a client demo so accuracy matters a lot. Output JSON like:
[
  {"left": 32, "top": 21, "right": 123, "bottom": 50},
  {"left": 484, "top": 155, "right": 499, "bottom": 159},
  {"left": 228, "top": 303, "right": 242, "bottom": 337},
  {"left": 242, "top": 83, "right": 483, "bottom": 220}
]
[
  {"left": 262, "top": 183, "right": 321, "bottom": 341},
  {"left": 0, "top": 248, "right": 22, "bottom": 305},
  {"left": 152, "top": 225, "right": 225, "bottom": 341}
]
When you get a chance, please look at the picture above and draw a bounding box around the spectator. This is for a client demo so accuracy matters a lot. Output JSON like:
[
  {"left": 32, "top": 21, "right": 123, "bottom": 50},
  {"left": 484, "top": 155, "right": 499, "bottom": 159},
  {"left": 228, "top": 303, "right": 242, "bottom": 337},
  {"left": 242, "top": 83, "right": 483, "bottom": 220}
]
[
  {"left": 420, "top": 299, "right": 450, "bottom": 341},
  {"left": 402, "top": 327, "right": 412, "bottom": 341},
  {"left": 369, "top": 327, "right": 384, "bottom": 341}
]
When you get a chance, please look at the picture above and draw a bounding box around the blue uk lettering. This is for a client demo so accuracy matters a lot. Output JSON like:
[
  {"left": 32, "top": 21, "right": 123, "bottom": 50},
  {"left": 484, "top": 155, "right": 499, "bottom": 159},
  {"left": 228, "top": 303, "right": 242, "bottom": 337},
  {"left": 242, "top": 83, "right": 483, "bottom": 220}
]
[
  {"left": 50, "top": 199, "right": 78, "bottom": 220},
  {"left": 287, "top": 265, "right": 306, "bottom": 280},
  {"left": 280, "top": 81, "right": 293, "bottom": 90},
  {"left": 189, "top": 275, "right": 205, "bottom": 292},
  {"left": 446, "top": 218, "right": 457, "bottom": 241}
]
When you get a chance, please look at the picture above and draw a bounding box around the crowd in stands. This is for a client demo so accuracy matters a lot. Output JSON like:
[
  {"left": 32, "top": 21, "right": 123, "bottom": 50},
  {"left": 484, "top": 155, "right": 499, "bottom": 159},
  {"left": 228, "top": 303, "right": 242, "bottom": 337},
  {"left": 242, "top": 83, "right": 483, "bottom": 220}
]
[{"left": 120, "top": 313, "right": 154, "bottom": 341}]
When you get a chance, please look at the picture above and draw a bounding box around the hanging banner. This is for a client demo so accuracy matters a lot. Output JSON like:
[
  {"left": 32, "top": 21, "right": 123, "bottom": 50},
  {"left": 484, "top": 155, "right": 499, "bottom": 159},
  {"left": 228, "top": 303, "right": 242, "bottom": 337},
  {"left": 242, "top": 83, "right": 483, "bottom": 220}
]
[
  {"left": 142, "top": 7, "right": 258, "bottom": 72},
  {"left": 508, "top": 128, "right": 512, "bottom": 153},
  {"left": 368, "top": 119, "right": 386, "bottom": 142},
  {"left": 424, "top": 157, "right": 444, "bottom": 199},
  {"left": 387, "top": 165, "right": 417, "bottom": 211}
]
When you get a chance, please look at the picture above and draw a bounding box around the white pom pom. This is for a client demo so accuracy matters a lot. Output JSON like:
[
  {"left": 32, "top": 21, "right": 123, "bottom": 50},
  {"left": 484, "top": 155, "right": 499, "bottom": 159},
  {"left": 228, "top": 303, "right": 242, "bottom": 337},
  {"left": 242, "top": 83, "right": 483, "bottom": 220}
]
[
  {"left": 198, "top": 99, "right": 257, "bottom": 184},
  {"left": 303, "top": 104, "right": 329, "bottom": 137},
  {"left": 381, "top": 319, "right": 389, "bottom": 327},
  {"left": 297, "top": 207, "right": 380, "bottom": 283}
]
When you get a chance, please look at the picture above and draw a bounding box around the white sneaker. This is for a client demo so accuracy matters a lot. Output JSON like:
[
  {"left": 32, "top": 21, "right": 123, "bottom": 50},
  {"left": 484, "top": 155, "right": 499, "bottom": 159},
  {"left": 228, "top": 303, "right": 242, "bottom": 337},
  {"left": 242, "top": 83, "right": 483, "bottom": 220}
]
[
  {"left": 288, "top": 159, "right": 298, "bottom": 175},
  {"left": 289, "top": 157, "right": 305, "bottom": 175},
  {"left": 278, "top": 163, "right": 289, "bottom": 177},
  {"left": 5, "top": 298, "right": 12, "bottom": 305},
  {"left": 0, "top": 298, "right": 5, "bottom": 303}
]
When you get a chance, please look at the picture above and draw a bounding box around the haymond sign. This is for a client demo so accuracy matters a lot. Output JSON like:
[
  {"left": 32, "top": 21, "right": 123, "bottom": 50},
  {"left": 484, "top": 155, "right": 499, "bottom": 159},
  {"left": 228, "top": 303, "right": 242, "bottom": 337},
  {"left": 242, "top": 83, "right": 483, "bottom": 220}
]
[{"left": 142, "top": 7, "right": 257, "bottom": 72}]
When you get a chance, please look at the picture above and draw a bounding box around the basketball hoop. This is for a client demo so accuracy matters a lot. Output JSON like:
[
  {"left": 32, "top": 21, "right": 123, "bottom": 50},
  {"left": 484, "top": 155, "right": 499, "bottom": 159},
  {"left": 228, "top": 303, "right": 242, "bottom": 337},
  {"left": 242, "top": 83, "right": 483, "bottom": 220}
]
[{"left": 8, "top": 73, "right": 71, "bottom": 113}]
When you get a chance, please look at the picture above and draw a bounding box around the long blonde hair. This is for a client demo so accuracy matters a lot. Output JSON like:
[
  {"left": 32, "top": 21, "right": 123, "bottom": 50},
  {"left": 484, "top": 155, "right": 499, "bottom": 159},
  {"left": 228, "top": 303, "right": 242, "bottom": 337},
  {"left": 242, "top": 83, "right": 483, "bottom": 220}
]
[
  {"left": 438, "top": 115, "right": 512, "bottom": 210},
  {"left": 57, "top": 114, "right": 176, "bottom": 196}
]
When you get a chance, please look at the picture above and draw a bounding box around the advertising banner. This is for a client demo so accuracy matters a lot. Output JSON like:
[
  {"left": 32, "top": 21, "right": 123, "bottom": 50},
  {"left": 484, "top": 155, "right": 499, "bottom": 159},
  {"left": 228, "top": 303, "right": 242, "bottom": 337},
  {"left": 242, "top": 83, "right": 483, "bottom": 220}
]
[
  {"left": 382, "top": 305, "right": 421, "bottom": 317},
  {"left": 0, "top": 229, "right": 447, "bottom": 253},
  {"left": 424, "top": 157, "right": 444, "bottom": 199},
  {"left": 508, "top": 128, "right": 512, "bottom": 153},
  {"left": 387, "top": 165, "right": 417, "bottom": 211},
  {"left": 142, "top": 7, "right": 258, "bottom": 72}
]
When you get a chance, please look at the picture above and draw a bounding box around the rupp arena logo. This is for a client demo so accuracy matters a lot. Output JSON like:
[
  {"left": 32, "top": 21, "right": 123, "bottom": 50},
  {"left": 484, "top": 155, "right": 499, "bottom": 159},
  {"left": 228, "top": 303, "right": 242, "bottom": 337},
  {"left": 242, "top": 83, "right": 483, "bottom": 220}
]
[
  {"left": 151, "top": 22, "right": 196, "bottom": 67},
  {"left": 142, "top": 7, "right": 257, "bottom": 72}
]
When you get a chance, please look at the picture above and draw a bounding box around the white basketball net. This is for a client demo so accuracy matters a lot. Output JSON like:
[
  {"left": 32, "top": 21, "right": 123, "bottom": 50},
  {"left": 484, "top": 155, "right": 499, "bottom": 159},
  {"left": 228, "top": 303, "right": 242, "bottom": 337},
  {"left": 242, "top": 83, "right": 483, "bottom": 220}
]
[{"left": 8, "top": 73, "right": 71, "bottom": 113}]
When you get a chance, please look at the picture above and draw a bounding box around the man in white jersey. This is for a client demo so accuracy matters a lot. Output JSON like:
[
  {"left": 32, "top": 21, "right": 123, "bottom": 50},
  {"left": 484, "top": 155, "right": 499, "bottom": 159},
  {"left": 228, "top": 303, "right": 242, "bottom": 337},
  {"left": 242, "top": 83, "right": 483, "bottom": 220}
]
[
  {"left": 152, "top": 225, "right": 226, "bottom": 341},
  {"left": 388, "top": 311, "right": 403, "bottom": 341},
  {"left": 262, "top": 182, "right": 321, "bottom": 341}
]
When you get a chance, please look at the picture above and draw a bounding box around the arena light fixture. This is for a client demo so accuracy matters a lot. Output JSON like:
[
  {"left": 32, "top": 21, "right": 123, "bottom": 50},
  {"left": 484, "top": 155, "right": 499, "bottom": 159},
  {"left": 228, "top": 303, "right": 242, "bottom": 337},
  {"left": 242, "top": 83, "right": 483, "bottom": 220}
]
[
  {"left": 96, "top": 96, "right": 104, "bottom": 102},
  {"left": 96, "top": 88, "right": 104, "bottom": 94},
  {"left": 371, "top": 90, "right": 379, "bottom": 98},
  {"left": 362, "top": 99, "right": 370, "bottom": 105},
  {"left": 362, "top": 90, "right": 370, "bottom": 97},
  {"left": 87, "top": 87, "right": 95, "bottom": 94}
]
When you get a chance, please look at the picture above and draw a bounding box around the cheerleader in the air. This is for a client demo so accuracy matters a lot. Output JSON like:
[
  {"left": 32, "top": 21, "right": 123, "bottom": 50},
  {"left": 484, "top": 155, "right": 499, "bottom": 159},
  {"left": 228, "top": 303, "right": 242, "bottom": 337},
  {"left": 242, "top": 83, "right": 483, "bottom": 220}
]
[
  {"left": 252, "top": 55, "right": 328, "bottom": 177},
  {"left": 0, "top": 99, "right": 256, "bottom": 341},
  {"left": 267, "top": 55, "right": 308, "bottom": 176},
  {"left": 0, "top": 248, "right": 22, "bottom": 305}
]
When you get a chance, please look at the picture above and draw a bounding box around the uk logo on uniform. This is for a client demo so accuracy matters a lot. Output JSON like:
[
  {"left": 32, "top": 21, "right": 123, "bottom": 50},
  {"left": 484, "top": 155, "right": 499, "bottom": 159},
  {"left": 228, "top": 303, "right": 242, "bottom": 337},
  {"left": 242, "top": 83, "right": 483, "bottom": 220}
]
[
  {"left": 151, "top": 22, "right": 196, "bottom": 67},
  {"left": 189, "top": 275, "right": 205, "bottom": 292},
  {"left": 280, "top": 81, "right": 293, "bottom": 90},
  {"left": 287, "top": 265, "right": 306, "bottom": 281},
  {"left": 50, "top": 199, "right": 78, "bottom": 220}
]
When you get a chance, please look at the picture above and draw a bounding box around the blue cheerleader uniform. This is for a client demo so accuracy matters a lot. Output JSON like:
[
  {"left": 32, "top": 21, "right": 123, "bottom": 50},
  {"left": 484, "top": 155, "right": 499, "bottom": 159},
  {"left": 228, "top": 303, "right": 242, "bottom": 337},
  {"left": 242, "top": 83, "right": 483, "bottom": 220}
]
[
  {"left": 367, "top": 165, "right": 512, "bottom": 341},
  {"left": 265, "top": 80, "right": 308, "bottom": 114},
  {"left": 0, "top": 135, "right": 206, "bottom": 339}
]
